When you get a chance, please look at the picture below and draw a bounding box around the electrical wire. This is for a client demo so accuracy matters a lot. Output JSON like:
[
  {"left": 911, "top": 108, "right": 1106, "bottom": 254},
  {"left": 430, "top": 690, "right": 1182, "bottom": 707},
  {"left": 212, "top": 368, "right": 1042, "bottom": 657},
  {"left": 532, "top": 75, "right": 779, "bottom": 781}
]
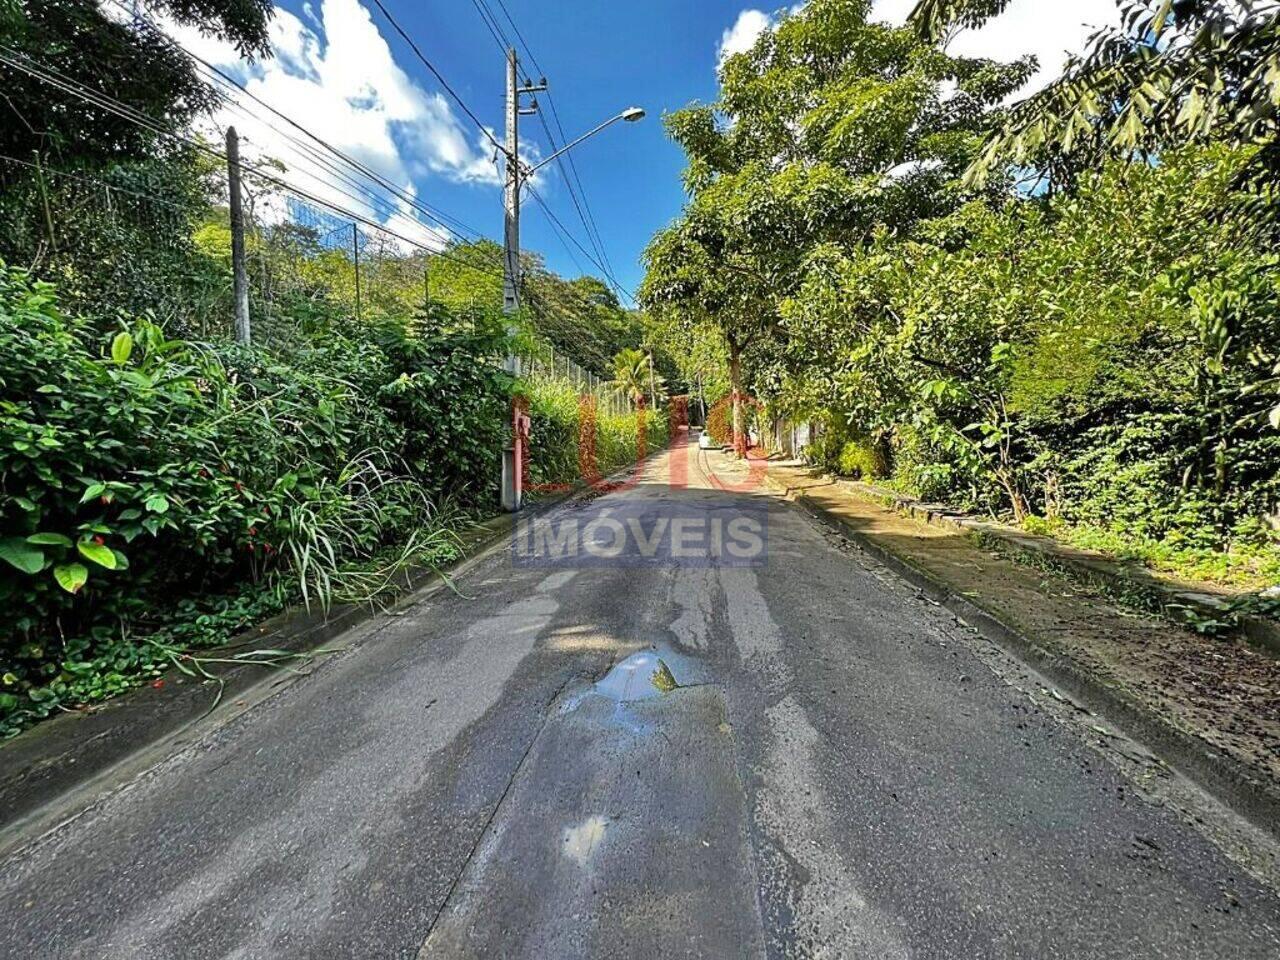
[
  {"left": 525, "top": 184, "right": 635, "bottom": 304},
  {"left": 0, "top": 152, "right": 193, "bottom": 212},
  {"left": 487, "top": 0, "right": 618, "bottom": 283},
  {"left": 4, "top": 26, "right": 624, "bottom": 368},
  {"left": 0, "top": 46, "right": 514, "bottom": 282},
  {"left": 106, "top": 0, "right": 501, "bottom": 254},
  {"left": 469, "top": 0, "right": 511, "bottom": 55},
  {"left": 366, "top": 0, "right": 504, "bottom": 153}
]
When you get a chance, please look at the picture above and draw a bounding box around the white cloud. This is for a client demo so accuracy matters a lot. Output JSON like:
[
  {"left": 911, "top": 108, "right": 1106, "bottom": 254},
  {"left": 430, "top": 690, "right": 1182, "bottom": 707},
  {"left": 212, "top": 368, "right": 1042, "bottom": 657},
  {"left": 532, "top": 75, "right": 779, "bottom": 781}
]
[
  {"left": 718, "top": 9, "right": 773, "bottom": 65},
  {"left": 718, "top": 2, "right": 1123, "bottom": 98},
  {"left": 871, "top": 0, "right": 1122, "bottom": 97},
  {"left": 112, "top": 0, "right": 504, "bottom": 250}
]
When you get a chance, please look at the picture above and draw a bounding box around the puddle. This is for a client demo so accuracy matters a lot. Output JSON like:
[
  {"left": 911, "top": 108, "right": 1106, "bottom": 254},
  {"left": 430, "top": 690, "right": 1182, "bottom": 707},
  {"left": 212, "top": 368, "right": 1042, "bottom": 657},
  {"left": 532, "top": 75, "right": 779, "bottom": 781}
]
[
  {"left": 562, "top": 815, "right": 609, "bottom": 866},
  {"left": 593, "top": 651, "right": 680, "bottom": 701},
  {"left": 593, "top": 648, "right": 696, "bottom": 701}
]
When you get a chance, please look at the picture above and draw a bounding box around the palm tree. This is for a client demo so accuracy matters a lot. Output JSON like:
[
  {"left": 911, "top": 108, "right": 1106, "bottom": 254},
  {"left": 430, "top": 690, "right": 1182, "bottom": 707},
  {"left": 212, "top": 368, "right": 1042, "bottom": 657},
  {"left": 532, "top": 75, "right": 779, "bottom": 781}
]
[{"left": 610, "top": 348, "right": 666, "bottom": 409}]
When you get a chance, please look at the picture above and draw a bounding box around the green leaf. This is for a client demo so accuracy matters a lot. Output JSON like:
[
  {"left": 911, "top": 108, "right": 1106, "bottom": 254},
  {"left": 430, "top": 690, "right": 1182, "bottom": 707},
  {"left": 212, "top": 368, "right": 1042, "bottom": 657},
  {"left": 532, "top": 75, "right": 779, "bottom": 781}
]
[
  {"left": 80, "top": 483, "right": 106, "bottom": 503},
  {"left": 111, "top": 332, "right": 134, "bottom": 365},
  {"left": 26, "top": 532, "right": 73, "bottom": 547},
  {"left": 54, "top": 563, "right": 89, "bottom": 595},
  {"left": 0, "top": 538, "right": 45, "bottom": 574},
  {"left": 1270, "top": 403, "right": 1280, "bottom": 431},
  {"left": 76, "top": 540, "right": 117, "bottom": 570},
  {"left": 144, "top": 495, "right": 170, "bottom": 514}
]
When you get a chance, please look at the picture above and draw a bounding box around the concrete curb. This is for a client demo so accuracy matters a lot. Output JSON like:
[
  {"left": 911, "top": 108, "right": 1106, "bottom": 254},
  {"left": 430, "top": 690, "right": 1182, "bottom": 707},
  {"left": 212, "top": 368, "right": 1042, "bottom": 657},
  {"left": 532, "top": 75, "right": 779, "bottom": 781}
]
[
  {"left": 0, "top": 505, "right": 541, "bottom": 850},
  {"left": 827, "top": 474, "right": 1279, "bottom": 656},
  {"left": 758, "top": 466, "right": 1280, "bottom": 843}
]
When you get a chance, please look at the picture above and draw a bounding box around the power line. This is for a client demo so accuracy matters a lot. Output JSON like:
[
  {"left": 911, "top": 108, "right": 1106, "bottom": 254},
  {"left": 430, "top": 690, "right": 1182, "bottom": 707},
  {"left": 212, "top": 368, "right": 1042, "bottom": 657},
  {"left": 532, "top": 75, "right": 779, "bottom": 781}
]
[
  {"left": 534, "top": 103, "right": 613, "bottom": 276},
  {"left": 484, "top": 0, "right": 621, "bottom": 293},
  {"left": 0, "top": 152, "right": 193, "bottom": 212},
  {"left": 526, "top": 184, "right": 635, "bottom": 304},
  {"left": 365, "top": 0, "right": 504, "bottom": 154},
  {"left": 4, "top": 32, "right": 626, "bottom": 366},
  {"left": 0, "top": 46, "right": 511, "bottom": 283},
  {"left": 543, "top": 93, "right": 617, "bottom": 280},
  {"left": 469, "top": 0, "right": 511, "bottom": 55},
  {"left": 106, "top": 0, "right": 500, "bottom": 254}
]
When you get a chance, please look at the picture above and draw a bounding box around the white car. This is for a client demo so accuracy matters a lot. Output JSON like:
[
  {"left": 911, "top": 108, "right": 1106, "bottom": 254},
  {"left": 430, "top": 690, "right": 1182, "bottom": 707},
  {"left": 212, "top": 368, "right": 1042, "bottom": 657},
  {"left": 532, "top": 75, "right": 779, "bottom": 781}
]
[{"left": 697, "top": 430, "right": 716, "bottom": 450}]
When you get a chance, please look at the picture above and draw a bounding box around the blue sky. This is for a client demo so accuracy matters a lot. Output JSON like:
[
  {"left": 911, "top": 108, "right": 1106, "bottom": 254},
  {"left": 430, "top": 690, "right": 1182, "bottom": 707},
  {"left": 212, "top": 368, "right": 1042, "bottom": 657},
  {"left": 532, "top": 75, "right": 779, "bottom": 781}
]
[{"left": 157, "top": 0, "right": 1120, "bottom": 303}]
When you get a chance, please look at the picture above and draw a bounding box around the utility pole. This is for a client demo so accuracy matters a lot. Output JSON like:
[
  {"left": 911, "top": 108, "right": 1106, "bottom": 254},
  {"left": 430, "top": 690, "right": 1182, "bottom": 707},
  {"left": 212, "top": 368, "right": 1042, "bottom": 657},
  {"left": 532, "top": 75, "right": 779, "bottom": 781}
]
[
  {"left": 648, "top": 352, "right": 657, "bottom": 410},
  {"left": 502, "top": 49, "right": 546, "bottom": 317},
  {"left": 500, "top": 49, "right": 545, "bottom": 514},
  {"left": 352, "top": 222, "right": 362, "bottom": 322},
  {"left": 502, "top": 48, "right": 520, "bottom": 317},
  {"left": 226, "top": 126, "right": 251, "bottom": 345},
  {"left": 31, "top": 151, "right": 56, "bottom": 255}
]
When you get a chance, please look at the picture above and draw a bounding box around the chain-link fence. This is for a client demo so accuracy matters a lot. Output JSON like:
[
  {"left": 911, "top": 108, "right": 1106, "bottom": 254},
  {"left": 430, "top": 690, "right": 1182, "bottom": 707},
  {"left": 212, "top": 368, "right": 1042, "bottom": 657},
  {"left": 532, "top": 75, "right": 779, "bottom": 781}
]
[
  {"left": 0, "top": 151, "right": 466, "bottom": 343},
  {"left": 2, "top": 151, "right": 624, "bottom": 405},
  {"left": 510, "top": 350, "right": 631, "bottom": 416}
]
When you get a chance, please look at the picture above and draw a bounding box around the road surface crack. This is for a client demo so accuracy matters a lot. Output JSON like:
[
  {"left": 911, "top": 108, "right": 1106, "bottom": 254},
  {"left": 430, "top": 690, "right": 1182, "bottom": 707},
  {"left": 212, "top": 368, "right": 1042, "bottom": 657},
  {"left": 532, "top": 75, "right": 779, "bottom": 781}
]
[{"left": 414, "top": 674, "right": 578, "bottom": 954}]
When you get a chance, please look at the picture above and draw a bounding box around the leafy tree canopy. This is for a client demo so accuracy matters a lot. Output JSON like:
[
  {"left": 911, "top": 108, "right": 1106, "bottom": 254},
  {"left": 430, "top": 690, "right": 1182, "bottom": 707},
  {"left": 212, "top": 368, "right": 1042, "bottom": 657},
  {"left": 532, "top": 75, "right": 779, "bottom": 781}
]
[
  {"left": 910, "top": 0, "right": 1280, "bottom": 193},
  {"left": 643, "top": 0, "right": 1033, "bottom": 447},
  {"left": 1, "top": 0, "right": 274, "bottom": 163}
]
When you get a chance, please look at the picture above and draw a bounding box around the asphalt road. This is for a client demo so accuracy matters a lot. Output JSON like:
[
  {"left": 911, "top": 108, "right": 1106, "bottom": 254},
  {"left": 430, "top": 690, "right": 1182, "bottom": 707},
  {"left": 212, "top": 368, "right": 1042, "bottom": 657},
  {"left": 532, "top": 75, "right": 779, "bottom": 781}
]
[{"left": 2, "top": 435, "right": 1279, "bottom": 959}]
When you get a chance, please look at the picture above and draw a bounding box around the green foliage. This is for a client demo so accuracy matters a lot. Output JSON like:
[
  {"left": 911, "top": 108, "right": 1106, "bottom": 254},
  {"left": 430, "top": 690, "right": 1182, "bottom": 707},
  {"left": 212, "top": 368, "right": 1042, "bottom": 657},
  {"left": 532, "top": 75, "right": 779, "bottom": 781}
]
[
  {"left": 782, "top": 144, "right": 1280, "bottom": 566},
  {"left": 643, "top": 0, "right": 1033, "bottom": 451},
  {"left": 643, "top": 1, "right": 1279, "bottom": 593},
  {"left": 1, "top": 0, "right": 271, "bottom": 163},
  {"left": 521, "top": 378, "right": 669, "bottom": 490},
  {"left": 0, "top": 265, "right": 507, "bottom": 735},
  {"left": 609, "top": 347, "right": 666, "bottom": 408},
  {"left": 914, "top": 0, "right": 1280, "bottom": 201},
  {"left": 705, "top": 402, "right": 734, "bottom": 447}
]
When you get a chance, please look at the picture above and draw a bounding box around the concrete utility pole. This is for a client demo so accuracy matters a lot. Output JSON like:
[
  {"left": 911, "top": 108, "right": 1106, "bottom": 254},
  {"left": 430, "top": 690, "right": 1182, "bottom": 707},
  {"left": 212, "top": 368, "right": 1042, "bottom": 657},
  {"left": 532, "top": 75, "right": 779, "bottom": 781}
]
[
  {"left": 502, "top": 48, "right": 520, "bottom": 316},
  {"left": 226, "top": 126, "right": 251, "bottom": 345},
  {"left": 502, "top": 50, "right": 545, "bottom": 317},
  {"left": 500, "top": 50, "right": 545, "bottom": 514}
]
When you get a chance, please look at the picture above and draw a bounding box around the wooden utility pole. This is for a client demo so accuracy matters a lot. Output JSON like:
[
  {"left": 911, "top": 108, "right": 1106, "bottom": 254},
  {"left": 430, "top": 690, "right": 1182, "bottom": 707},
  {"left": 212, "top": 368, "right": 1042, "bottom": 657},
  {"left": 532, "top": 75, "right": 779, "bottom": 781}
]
[
  {"left": 31, "top": 151, "right": 56, "bottom": 254},
  {"left": 226, "top": 127, "right": 251, "bottom": 345},
  {"left": 352, "top": 223, "right": 362, "bottom": 322}
]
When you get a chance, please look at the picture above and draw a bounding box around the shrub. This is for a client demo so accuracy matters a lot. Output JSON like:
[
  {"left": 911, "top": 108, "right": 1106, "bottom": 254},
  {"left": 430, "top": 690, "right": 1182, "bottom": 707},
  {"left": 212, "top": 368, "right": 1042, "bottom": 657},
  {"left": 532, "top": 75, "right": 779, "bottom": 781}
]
[
  {"left": 0, "top": 266, "right": 509, "bottom": 735},
  {"left": 705, "top": 399, "right": 733, "bottom": 446},
  {"left": 521, "top": 378, "right": 669, "bottom": 490}
]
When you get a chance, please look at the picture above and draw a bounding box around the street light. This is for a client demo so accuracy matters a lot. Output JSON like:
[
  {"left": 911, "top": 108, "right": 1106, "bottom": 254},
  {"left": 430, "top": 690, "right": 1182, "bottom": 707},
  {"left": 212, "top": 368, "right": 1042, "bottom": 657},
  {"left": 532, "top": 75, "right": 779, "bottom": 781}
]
[{"left": 523, "top": 107, "right": 647, "bottom": 178}]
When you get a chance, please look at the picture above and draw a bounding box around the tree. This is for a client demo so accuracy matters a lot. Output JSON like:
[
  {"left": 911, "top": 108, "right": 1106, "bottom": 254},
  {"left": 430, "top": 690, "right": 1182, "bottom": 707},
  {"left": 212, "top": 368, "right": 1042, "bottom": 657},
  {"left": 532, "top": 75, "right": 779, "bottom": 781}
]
[
  {"left": 1, "top": 0, "right": 273, "bottom": 163},
  {"left": 610, "top": 347, "right": 665, "bottom": 409},
  {"left": 643, "top": 0, "right": 1032, "bottom": 455},
  {"left": 911, "top": 1, "right": 1280, "bottom": 194}
]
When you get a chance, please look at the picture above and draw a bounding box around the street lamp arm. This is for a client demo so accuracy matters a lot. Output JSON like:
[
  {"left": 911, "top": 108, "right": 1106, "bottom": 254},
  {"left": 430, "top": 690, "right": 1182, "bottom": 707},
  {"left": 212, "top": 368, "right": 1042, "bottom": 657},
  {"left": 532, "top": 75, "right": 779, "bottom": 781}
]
[{"left": 522, "top": 107, "right": 645, "bottom": 178}]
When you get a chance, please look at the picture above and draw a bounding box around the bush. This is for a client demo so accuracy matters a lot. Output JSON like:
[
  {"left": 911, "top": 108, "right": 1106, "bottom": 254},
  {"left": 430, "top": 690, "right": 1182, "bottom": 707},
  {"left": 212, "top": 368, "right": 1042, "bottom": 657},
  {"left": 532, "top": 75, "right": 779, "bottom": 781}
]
[
  {"left": 0, "top": 266, "right": 510, "bottom": 735},
  {"left": 521, "top": 378, "right": 669, "bottom": 490},
  {"left": 705, "top": 398, "right": 733, "bottom": 446}
]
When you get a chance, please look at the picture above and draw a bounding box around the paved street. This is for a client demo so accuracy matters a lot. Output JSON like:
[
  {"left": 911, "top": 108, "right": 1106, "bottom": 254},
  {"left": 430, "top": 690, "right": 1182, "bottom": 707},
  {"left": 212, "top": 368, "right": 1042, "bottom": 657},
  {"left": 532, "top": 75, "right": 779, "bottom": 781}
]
[{"left": 2, "top": 434, "right": 1279, "bottom": 959}]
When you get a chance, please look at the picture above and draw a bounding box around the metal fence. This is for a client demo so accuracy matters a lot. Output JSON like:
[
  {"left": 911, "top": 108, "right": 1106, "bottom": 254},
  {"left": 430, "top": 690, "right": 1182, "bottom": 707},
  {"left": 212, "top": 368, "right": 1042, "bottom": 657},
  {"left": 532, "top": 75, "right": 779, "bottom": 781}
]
[
  {"left": 2, "top": 152, "right": 628, "bottom": 404},
  {"left": 510, "top": 351, "right": 631, "bottom": 416},
  {"left": 0, "top": 151, "right": 470, "bottom": 343}
]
